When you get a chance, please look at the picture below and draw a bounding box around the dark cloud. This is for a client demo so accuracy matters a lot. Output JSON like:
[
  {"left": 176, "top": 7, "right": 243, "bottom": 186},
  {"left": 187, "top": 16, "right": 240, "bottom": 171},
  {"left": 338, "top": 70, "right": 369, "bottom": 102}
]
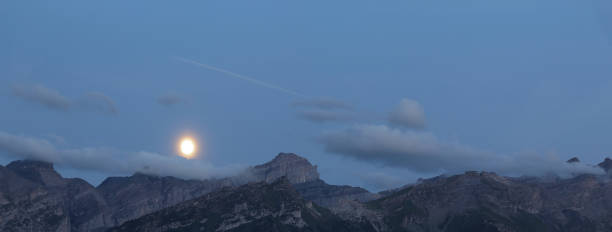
[
  {"left": 157, "top": 93, "right": 184, "bottom": 107},
  {"left": 320, "top": 124, "right": 603, "bottom": 177},
  {"left": 0, "top": 131, "right": 242, "bottom": 179},
  {"left": 388, "top": 99, "right": 426, "bottom": 129},
  {"left": 11, "top": 84, "right": 71, "bottom": 111}
]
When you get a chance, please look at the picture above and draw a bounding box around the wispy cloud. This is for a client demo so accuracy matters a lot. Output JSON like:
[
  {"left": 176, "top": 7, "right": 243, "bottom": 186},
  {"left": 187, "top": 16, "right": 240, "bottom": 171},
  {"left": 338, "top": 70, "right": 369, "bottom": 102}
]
[
  {"left": 12, "top": 84, "right": 71, "bottom": 111},
  {"left": 291, "top": 97, "right": 355, "bottom": 123},
  {"left": 11, "top": 83, "right": 118, "bottom": 114},
  {"left": 173, "top": 56, "right": 307, "bottom": 98},
  {"left": 157, "top": 92, "right": 184, "bottom": 107},
  {"left": 320, "top": 124, "right": 604, "bottom": 177},
  {"left": 295, "top": 109, "right": 353, "bottom": 123},
  {"left": 80, "top": 92, "right": 118, "bottom": 114},
  {"left": 0, "top": 131, "right": 242, "bottom": 179}
]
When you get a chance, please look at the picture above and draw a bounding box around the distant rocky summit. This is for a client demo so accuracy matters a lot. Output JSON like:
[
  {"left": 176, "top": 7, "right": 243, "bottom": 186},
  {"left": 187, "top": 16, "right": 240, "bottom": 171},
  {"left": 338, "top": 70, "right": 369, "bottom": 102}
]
[
  {"left": 566, "top": 157, "right": 580, "bottom": 163},
  {"left": 249, "top": 152, "right": 320, "bottom": 184},
  {"left": 2, "top": 154, "right": 612, "bottom": 231},
  {"left": 247, "top": 153, "right": 378, "bottom": 215},
  {"left": 598, "top": 158, "right": 612, "bottom": 173}
]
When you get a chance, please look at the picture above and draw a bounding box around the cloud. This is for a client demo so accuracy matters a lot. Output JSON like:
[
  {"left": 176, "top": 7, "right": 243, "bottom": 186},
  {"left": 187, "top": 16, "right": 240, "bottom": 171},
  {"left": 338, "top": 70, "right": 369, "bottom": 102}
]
[
  {"left": 11, "top": 84, "right": 71, "bottom": 111},
  {"left": 79, "top": 92, "right": 118, "bottom": 114},
  {"left": 388, "top": 99, "right": 426, "bottom": 129},
  {"left": 11, "top": 83, "right": 118, "bottom": 114},
  {"left": 292, "top": 97, "right": 354, "bottom": 123},
  {"left": 320, "top": 124, "right": 604, "bottom": 177},
  {"left": 295, "top": 110, "right": 353, "bottom": 123},
  {"left": 157, "top": 93, "right": 184, "bottom": 107},
  {"left": 0, "top": 131, "right": 242, "bottom": 180}
]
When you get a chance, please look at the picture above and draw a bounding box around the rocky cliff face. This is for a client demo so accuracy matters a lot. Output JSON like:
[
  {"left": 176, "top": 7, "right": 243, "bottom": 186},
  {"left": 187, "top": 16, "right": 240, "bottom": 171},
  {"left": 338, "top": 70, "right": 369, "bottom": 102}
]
[
  {"left": 109, "top": 178, "right": 373, "bottom": 232},
  {"left": 96, "top": 173, "right": 230, "bottom": 227},
  {"left": 248, "top": 153, "right": 379, "bottom": 214},
  {"left": 0, "top": 160, "right": 112, "bottom": 232}
]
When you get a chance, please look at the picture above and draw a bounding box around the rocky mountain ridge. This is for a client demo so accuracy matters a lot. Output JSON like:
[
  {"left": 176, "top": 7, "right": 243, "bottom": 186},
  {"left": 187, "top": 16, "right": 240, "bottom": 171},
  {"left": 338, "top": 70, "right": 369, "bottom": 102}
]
[
  {"left": 109, "top": 178, "right": 373, "bottom": 232},
  {"left": 366, "top": 170, "right": 612, "bottom": 232},
  {"left": 2, "top": 154, "right": 612, "bottom": 231},
  {"left": 0, "top": 152, "right": 377, "bottom": 231}
]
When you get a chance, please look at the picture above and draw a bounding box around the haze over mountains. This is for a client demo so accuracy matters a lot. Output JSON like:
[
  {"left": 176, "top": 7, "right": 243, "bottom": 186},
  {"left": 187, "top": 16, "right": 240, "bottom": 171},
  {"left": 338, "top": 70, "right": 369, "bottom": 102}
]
[{"left": 1, "top": 153, "right": 612, "bottom": 232}]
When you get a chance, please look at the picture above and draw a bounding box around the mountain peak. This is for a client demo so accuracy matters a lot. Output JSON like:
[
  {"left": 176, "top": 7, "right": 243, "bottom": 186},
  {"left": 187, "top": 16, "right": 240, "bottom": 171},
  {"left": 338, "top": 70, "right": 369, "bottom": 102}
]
[
  {"left": 6, "top": 160, "right": 65, "bottom": 187},
  {"left": 598, "top": 157, "right": 612, "bottom": 173},
  {"left": 567, "top": 157, "right": 580, "bottom": 163},
  {"left": 271, "top": 152, "right": 309, "bottom": 162},
  {"left": 251, "top": 153, "right": 320, "bottom": 184}
]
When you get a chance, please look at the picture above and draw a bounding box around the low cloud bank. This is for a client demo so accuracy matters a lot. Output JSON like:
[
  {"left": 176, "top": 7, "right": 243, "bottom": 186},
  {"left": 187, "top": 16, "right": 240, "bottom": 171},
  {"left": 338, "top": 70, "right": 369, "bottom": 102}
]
[
  {"left": 320, "top": 124, "right": 604, "bottom": 177},
  {"left": 0, "top": 131, "right": 243, "bottom": 180}
]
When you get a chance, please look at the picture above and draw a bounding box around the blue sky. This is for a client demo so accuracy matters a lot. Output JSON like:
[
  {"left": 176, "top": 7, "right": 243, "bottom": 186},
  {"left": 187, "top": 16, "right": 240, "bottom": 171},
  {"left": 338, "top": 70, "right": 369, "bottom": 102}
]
[{"left": 1, "top": 0, "right": 612, "bottom": 191}]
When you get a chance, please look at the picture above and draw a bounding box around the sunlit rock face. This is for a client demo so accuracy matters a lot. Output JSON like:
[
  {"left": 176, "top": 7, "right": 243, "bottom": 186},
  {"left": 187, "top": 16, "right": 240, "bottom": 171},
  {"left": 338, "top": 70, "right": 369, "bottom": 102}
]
[{"left": 250, "top": 152, "right": 320, "bottom": 184}]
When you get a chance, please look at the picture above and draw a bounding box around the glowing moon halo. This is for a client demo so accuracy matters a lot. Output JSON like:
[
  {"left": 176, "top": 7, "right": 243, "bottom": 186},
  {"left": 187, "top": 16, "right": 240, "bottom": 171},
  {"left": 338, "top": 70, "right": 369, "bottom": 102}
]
[{"left": 179, "top": 138, "right": 196, "bottom": 158}]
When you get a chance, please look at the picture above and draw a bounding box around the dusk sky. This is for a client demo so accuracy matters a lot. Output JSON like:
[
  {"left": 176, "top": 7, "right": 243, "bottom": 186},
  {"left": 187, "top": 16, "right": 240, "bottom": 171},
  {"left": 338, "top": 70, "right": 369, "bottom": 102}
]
[{"left": 2, "top": 0, "right": 612, "bottom": 191}]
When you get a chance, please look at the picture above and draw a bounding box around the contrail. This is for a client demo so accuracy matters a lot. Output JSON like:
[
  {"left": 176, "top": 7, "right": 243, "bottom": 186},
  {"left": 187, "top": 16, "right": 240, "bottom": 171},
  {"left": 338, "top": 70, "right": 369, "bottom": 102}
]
[{"left": 173, "top": 56, "right": 307, "bottom": 98}]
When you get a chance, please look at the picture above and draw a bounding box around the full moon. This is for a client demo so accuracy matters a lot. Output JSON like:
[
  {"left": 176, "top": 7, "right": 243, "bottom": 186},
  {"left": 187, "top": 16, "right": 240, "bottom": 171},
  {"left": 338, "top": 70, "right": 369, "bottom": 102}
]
[{"left": 179, "top": 138, "right": 196, "bottom": 158}]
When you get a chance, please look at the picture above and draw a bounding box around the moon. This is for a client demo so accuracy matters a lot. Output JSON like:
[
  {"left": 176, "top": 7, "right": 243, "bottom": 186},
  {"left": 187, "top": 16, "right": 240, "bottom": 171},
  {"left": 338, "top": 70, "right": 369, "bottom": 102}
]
[{"left": 179, "top": 138, "right": 196, "bottom": 158}]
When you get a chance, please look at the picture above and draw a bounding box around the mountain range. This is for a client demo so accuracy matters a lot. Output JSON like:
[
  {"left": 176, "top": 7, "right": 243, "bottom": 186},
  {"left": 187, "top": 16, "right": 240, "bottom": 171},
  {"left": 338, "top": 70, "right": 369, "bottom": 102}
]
[{"left": 1, "top": 153, "right": 612, "bottom": 231}]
